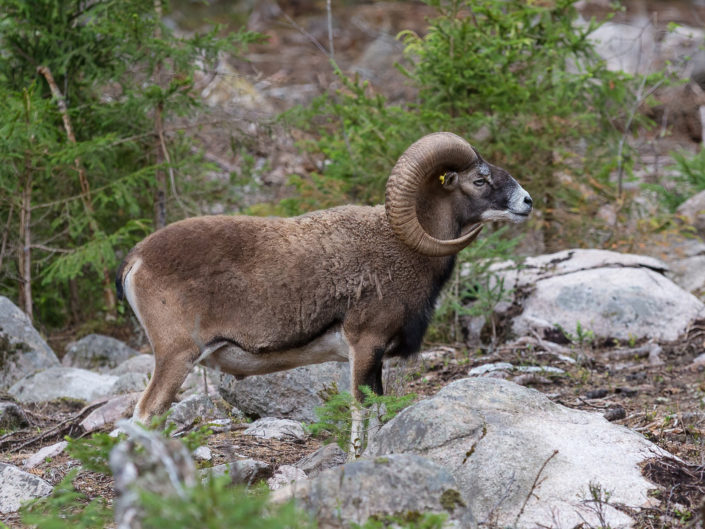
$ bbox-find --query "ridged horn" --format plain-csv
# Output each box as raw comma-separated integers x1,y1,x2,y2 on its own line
385,132,483,257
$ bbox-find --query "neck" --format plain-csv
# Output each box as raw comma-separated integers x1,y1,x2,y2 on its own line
415,191,462,242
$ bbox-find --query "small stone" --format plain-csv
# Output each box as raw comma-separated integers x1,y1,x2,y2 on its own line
267,465,307,490
168,394,223,429
243,417,306,442
192,446,212,461
615,387,638,397
81,393,140,433
604,406,627,422
296,444,346,478
200,459,272,486
692,352,705,367
204,418,232,433
0,463,53,513
468,362,513,376
0,401,29,430
515,365,565,374
585,389,609,399
24,441,68,469
513,374,552,386
655,396,670,405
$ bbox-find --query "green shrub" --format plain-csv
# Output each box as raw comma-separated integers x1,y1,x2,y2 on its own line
139,476,315,529
308,385,416,452
428,226,522,346
649,148,705,212
283,0,665,252
22,428,315,529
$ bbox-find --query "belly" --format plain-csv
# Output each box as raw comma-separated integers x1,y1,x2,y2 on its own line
198,326,350,377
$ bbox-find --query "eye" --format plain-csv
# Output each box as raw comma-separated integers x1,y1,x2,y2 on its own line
473,178,486,187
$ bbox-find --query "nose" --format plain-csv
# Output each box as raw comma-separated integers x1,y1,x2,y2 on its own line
524,195,533,208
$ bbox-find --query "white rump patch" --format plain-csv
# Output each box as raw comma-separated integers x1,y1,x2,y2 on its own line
124,258,147,330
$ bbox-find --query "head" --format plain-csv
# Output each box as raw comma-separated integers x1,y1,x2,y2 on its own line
440,153,532,225
385,132,532,257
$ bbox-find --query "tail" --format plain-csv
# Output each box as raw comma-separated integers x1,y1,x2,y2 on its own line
115,257,129,301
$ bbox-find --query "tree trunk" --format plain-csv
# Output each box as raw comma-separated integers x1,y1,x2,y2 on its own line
18,170,33,321
37,65,116,312
153,101,167,230
153,1,167,230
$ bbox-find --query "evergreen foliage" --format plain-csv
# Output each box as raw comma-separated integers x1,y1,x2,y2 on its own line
21,429,315,529
308,385,416,452
0,0,262,326
284,0,665,251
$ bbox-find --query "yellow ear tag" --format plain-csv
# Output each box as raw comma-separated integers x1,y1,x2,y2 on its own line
439,173,446,185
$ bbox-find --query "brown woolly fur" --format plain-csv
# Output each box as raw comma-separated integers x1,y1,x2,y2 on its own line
116,133,532,438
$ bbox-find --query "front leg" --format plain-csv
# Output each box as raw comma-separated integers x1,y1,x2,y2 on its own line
348,335,385,458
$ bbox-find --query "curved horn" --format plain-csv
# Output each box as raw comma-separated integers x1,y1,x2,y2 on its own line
385,132,483,257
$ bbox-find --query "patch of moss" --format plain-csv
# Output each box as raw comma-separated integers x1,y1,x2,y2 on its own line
439,489,465,514
0,334,31,371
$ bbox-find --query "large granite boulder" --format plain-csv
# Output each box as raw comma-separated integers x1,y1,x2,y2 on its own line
0,296,59,390
273,453,475,528
366,377,669,529
219,361,350,422
9,367,119,404
485,249,704,342
62,334,140,373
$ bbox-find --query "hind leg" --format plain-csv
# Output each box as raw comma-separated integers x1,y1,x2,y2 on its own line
133,343,196,425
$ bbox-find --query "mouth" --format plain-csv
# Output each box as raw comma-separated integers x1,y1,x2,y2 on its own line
508,210,531,223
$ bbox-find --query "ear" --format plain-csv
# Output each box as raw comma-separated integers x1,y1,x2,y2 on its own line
440,171,459,191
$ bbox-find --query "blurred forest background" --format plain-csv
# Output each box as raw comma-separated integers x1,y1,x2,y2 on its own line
1,0,704,349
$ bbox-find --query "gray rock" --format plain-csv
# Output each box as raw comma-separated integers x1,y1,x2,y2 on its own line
219,361,350,422
468,362,513,376
9,367,118,404
243,417,306,442
80,392,141,433
167,394,224,429
669,253,705,294
677,189,705,237
180,366,219,399
586,18,656,75
63,334,139,372
200,459,272,486
366,377,671,529
0,463,53,513
24,441,68,469
192,446,212,461
0,401,29,430
296,444,346,478
267,465,307,490
110,354,154,376
110,421,196,529
0,296,59,391
272,454,475,528
488,249,703,342
111,372,148,395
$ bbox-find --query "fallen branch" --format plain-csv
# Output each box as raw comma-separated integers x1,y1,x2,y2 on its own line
515,449,559,525
8,399,108,453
